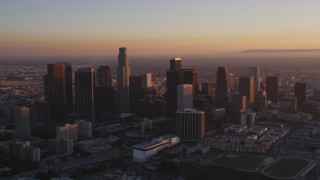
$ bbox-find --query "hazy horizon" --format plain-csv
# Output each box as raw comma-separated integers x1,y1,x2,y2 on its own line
2,0,320,56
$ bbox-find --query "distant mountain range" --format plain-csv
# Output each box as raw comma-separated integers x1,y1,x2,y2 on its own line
240,49,320,53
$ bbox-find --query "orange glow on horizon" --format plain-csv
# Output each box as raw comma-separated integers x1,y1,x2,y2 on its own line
2,34,320,55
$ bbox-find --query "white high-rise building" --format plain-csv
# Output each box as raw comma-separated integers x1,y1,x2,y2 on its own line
177,84,193,111
117,47,131,112
249,66,260,92
14,106,30,140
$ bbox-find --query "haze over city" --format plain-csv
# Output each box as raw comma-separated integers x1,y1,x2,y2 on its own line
2,1,320,180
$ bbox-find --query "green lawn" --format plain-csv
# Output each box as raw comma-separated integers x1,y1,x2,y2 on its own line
263,157,309,178
213,155,263,170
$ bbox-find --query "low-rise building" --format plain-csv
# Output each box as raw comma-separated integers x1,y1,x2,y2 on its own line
133,135,180,162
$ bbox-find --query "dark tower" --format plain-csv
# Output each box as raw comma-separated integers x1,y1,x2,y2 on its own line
129,75,144,113
47,63,73,120
182,69,198,97
75,68,95,122
266,76,278,103
239,76,255,103
97,66,112,87
215,67,229,108
166,58,183,115
170,58,182,71
295,82,306,110
64,63,73,113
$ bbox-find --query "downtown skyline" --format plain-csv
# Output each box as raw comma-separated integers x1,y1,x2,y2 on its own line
2,0,320,56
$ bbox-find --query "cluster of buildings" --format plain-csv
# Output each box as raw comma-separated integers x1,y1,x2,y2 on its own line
205,125,291,153
0,46,318,179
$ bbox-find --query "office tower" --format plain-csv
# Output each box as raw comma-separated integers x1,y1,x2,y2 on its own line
47,63,73,121
96,66,112,87
117,47,130,112
239,76,255,103
129,75,144,113
33,101,50,122
95,86,115,118
170,58,182,71
141,73,152,88
182,69,198,97
176,109,205,142
64,63,73,112
75,67,95,122
215,67,229,108
249,66,260,92
295,82,307,110
43,75,48,100
254,91,266,111
279,97,297,113
56,123,78,141
95,65,114,118
201,82,214,97
228,73,235,91
166,58,183,115
177,84,193,111
230,95,247,114
266,76,279,103
14,107,30,140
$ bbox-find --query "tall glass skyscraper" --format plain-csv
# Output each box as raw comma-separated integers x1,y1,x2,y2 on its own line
75,67,95,122
215,67,229,108
117,47,130,112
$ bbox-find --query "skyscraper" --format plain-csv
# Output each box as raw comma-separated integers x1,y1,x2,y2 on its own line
14,106,30,140
228,73,235,91
47,63,73,122
239,76,255,103
117,47,130,112
182,69,198,97
201,82,214,97
75,68,95,122
295,82,306,110
95,66,114,118
177,84,193,111
166,58,183,115
170,58,182,71
95,86,115,118
230,95,247,114
129,75,144,113
266,76,279,103
215,67,229,108
254,91,266,111
96,66,112,87
141,73,152,88
249,66,260,92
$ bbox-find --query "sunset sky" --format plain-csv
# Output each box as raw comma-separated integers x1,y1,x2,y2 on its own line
1,0,320,55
